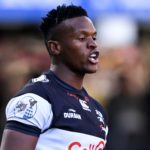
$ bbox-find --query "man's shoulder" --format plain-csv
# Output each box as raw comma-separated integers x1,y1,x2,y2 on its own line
15,73,51,100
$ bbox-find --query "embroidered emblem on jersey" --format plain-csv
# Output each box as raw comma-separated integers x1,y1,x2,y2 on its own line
32,74,49,83
95,110,104,124
79,99,91,112
14,96,37,120
64,109,82,120
95,109,107,134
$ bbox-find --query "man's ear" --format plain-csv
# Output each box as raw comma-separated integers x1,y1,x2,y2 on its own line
47,40,61,55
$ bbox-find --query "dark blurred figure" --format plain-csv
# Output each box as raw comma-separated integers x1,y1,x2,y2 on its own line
106,47,150,150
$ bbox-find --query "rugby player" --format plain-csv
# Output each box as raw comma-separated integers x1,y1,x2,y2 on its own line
0,4,108,150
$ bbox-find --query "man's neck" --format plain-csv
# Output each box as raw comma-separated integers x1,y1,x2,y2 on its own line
50,65,84,90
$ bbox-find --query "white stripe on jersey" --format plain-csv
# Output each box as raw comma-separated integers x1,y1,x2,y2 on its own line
6,93,53,131
36,128,106,150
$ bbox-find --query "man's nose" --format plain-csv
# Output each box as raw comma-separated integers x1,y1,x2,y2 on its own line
87,38,97,50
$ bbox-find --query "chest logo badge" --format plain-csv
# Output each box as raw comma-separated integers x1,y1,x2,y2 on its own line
79,99,91,112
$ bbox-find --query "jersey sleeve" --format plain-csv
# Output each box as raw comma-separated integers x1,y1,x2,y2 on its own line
5,93,53,134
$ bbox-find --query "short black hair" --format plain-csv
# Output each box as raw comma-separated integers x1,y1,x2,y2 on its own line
40,4,88,46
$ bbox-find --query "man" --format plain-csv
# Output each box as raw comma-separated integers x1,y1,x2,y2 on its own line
0,4,108,150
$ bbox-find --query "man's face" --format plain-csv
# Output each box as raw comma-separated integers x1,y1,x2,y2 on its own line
57,16,99,75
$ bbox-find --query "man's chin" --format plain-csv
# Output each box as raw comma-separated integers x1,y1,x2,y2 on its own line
86,69,97,74
75,67,98,75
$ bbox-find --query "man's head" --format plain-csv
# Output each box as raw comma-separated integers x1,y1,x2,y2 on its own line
40,4,88,51
40,4,99,75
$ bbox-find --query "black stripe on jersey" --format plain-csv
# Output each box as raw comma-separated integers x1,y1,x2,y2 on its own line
5,121,41,137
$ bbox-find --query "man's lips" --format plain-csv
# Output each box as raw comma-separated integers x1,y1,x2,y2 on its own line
88,51,99,64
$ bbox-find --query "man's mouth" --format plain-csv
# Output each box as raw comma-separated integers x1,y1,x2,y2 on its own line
88,51,99,64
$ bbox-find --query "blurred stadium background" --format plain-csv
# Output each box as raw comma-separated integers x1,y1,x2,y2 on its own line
0,0,150,149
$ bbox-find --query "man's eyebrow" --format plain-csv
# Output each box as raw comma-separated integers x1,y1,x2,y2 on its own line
75,30,97,35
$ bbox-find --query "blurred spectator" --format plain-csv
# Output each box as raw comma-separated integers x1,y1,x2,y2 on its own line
105,46,150,150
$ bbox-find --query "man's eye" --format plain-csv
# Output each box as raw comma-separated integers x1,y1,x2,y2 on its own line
79,37,86,41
